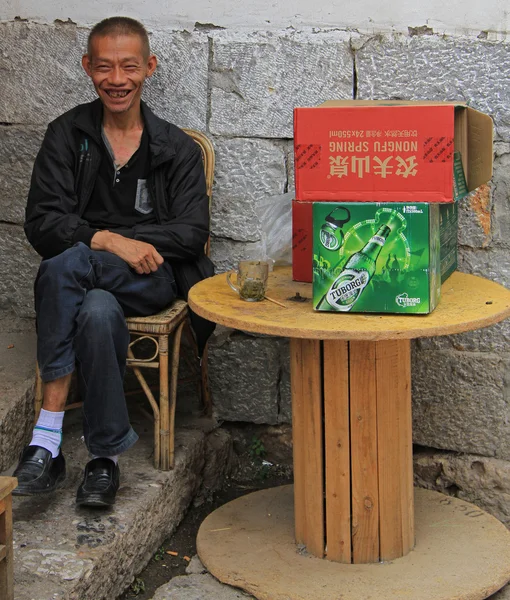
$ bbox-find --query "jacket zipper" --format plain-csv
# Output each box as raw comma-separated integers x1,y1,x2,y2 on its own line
78,144,102,217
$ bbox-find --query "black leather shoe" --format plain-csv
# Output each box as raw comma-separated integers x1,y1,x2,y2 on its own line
76,458,120,507
12,445,66,496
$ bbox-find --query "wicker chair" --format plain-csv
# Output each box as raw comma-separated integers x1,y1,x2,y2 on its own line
34,128,214,470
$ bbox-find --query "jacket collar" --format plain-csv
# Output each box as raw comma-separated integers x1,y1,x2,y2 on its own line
73,98,176,168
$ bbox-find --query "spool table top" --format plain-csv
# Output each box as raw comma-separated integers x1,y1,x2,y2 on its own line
188,267,510,341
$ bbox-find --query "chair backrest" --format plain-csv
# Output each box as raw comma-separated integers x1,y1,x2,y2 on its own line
183,129,215,257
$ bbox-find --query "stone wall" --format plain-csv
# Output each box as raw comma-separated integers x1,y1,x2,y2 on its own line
1,21,509,474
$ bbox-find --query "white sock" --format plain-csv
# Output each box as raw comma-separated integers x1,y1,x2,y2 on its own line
92,455,119,465
30,409,65,458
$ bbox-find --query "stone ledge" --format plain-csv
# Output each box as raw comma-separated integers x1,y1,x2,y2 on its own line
0,323,37,471
414,448,510,529
3,408,232,600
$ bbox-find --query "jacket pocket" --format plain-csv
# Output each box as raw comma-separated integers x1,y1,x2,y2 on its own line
134,179,153,215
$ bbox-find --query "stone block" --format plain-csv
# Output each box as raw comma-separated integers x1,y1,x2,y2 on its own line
195,428,233,502
210,31,354,138
458,245,510,288
151,573,254,599
356,34,510,141
0,22,208,130
0,225,40,317
185,555,207,575
285,140,295,193
209,238,266,273
211,138,287,242
413,450,510,528
0,328,36,471
416,320,510,354
143,30,209,130
491,149,510,246
0,21,94,125
277,339,292,423
495,142,510,157
208,330,285,425
411,348,510,459
0,125,46,225
457,185,492,249
258,424,293,465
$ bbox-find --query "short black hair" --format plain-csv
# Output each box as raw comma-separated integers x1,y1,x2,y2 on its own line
87,17,150,59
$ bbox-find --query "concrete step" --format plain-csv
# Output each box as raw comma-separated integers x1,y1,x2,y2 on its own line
0,320,230,600
0,316,233,600
0,317,37,471
4,409,232,600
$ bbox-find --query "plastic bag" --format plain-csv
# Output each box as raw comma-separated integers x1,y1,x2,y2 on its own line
258,192,293,267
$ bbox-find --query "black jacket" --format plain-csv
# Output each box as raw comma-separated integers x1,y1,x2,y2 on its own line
25,99,215,354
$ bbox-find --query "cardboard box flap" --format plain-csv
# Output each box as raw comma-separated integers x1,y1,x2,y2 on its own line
320,100,467,108
466,108,493,192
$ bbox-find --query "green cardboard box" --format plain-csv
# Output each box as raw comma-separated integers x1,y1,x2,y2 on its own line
312,202,456,314
439,200,458,283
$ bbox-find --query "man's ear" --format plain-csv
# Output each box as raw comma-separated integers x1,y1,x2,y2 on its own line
146,54,157,77
82,54,92,77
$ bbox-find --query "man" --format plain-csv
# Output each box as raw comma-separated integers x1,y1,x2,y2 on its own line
13,17,214,507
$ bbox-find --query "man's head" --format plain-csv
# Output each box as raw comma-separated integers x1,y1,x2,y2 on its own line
82,17,157,117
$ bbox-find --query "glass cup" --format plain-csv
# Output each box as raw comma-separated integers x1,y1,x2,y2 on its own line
227,261,269,302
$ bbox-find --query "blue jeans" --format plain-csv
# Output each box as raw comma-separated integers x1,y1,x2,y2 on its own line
35,243,177,456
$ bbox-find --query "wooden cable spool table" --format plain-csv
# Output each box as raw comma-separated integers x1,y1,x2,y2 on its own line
189,267,510,600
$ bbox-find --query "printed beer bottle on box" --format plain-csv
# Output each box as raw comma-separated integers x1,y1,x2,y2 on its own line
312,202,444,314
316,225,391,311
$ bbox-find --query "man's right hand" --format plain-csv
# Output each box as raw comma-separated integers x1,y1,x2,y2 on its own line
91,231,164,275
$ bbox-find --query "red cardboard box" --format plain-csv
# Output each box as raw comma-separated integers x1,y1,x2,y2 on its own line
292,200,313,282
294,101,493,203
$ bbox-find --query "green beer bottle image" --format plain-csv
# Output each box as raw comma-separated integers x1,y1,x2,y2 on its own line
316,224,391,311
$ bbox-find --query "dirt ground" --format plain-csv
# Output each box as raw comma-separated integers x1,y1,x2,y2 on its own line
118,452,292,600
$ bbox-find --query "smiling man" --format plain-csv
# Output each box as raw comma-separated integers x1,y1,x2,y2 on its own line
14,17,214,507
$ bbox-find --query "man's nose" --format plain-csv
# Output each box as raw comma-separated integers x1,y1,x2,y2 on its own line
109,66,126,85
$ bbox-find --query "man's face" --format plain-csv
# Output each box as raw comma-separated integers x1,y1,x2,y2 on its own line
82,34,157,116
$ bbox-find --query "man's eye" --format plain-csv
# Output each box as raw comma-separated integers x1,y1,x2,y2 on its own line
95,65,110,72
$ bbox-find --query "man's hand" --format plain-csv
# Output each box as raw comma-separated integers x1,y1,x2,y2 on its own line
91,231,164,274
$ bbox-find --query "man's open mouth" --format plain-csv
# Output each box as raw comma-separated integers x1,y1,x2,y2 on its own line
105,90,132,98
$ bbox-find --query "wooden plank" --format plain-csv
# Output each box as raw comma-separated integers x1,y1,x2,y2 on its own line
0,478,17,500
323,340,351,563
290,338,306,546
375,340,414,560
349,341,379,563
376,339,402,560
375,340,401,560
290,338,325,558
398,341,415,554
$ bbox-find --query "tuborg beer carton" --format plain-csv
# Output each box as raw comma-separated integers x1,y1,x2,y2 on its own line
312,202,457,314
